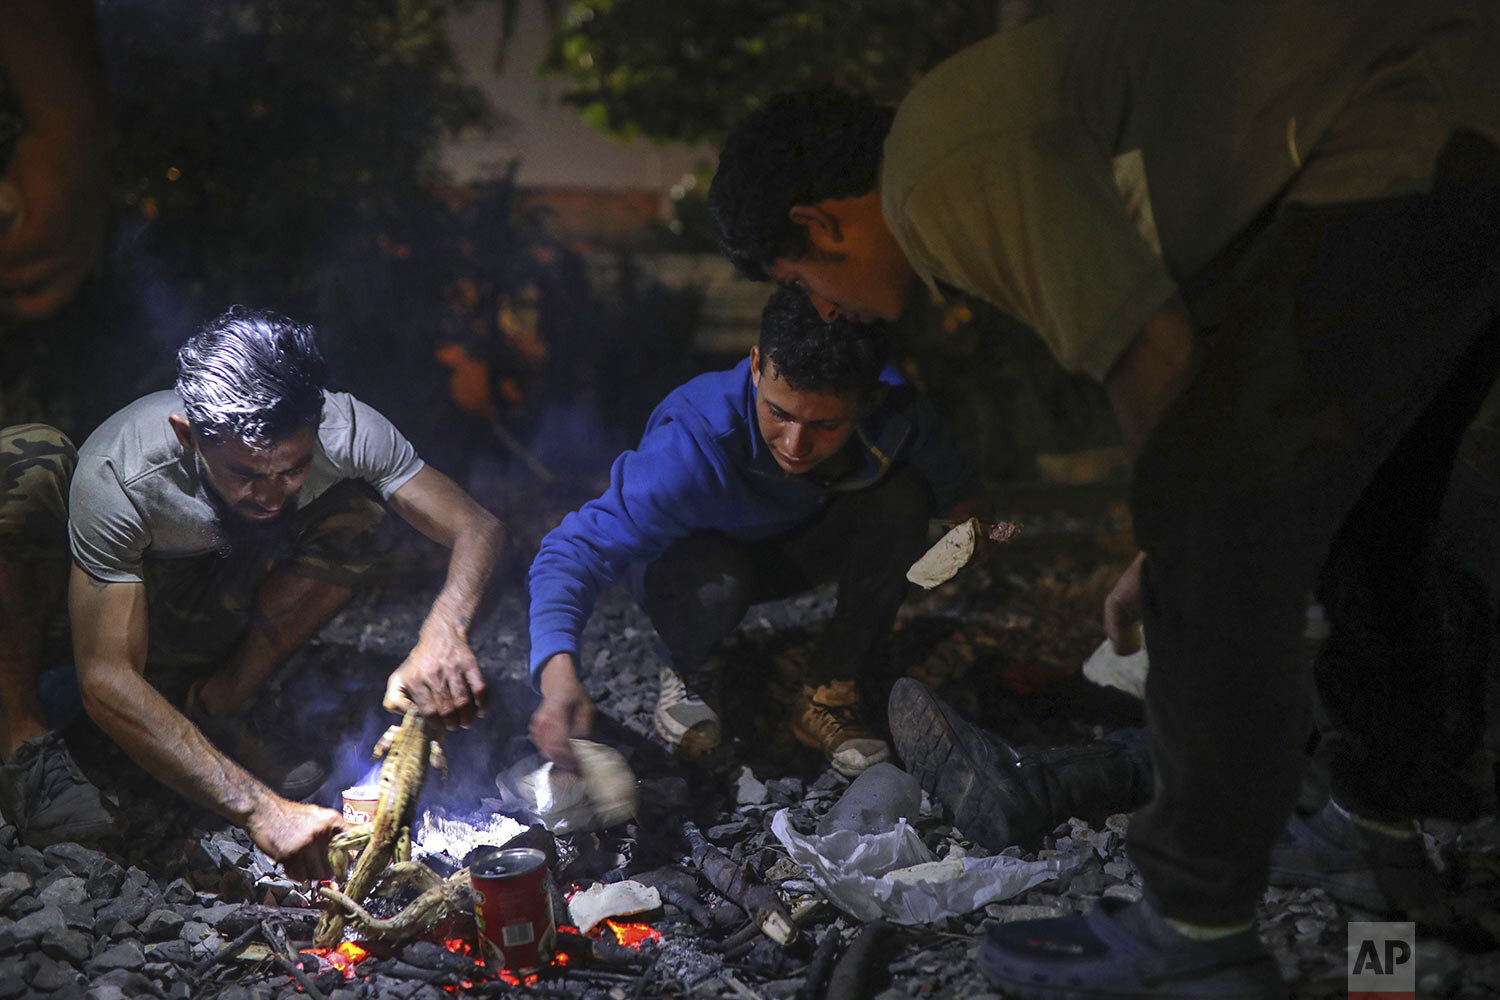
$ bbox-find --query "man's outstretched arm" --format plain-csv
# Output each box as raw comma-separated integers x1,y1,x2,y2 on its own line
68,566,344,880
384,465,504,730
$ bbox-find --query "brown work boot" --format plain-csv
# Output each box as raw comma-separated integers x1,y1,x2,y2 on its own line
790,680,890,777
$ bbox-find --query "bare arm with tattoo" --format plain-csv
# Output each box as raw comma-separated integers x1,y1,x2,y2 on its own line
68,566,344,880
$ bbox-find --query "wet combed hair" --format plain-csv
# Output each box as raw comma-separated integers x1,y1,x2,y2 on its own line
758,287,887,400
709,91,894,281
175,307,329,447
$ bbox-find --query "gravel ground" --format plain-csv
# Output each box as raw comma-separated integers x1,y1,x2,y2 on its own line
4,479,1498,999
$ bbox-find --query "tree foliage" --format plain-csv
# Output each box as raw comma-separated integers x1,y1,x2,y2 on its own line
103,0,495,309
539,0,997,144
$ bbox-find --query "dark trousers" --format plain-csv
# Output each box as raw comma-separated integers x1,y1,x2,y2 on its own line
1127,133,1500,925
629,464,933,692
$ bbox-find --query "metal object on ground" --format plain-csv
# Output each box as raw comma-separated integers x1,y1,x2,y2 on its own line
472,846,557,973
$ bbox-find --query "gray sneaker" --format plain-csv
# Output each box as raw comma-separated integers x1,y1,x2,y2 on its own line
652,664,722,761
0,732,121,847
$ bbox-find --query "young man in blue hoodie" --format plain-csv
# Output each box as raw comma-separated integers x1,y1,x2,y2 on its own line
527,288,980,776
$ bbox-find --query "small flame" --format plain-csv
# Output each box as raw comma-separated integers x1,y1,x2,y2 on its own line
603,918,662,950
307,940,369,979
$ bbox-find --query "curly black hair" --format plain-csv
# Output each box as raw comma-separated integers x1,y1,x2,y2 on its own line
176,306,328,447
710,91,894,281
758,287,888,400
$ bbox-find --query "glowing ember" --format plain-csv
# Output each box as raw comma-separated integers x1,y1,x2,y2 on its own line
602,918,662,949
308,941,369,979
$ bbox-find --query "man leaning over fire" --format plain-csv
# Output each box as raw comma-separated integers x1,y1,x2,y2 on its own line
710,1,1500,995
0,307,503,880
528,287,989,778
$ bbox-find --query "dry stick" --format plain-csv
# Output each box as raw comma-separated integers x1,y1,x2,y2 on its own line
824,920,889,1000
630,951,663,1000
722,972,769,1000
793,926,842,1000
190,921,264,977
682,820,797,946
656,882,713,928
270,953,328,1000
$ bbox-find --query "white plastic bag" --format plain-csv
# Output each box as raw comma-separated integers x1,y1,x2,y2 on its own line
770,809,1067,925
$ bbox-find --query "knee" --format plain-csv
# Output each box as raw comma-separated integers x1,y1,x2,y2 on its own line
642,534,755,630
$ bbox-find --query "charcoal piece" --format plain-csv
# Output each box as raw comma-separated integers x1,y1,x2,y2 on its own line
162,878,195,905
138,907,184,941
95,885,153,927
398,939,481,975
765,777,805,805
84,862,125,900
9,895,41,919
745,935,794,976
27,955,82,991
11,903,65,943
194,902,241,930
825,920,890,1000
40,843,110,877
706,818,755,842
735,768,769,807
38,925,91,965
0,872,32,911
179,919,213,945
59,902,96,929
88,938,146,971
12,846,47,879
145,938,191,964
38,876,89,908
0,977,28,1000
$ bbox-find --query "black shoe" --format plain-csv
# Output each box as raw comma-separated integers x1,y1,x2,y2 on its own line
187,686,328,801
1268,799,1446,915
888,677,1150,850
0,732,121,847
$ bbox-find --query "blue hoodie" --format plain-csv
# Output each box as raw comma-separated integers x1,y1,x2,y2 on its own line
527,358,976,679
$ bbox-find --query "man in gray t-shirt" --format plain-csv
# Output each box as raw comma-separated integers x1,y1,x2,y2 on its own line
0,308,503,879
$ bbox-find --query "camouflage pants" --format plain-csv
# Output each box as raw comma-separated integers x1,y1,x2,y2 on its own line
0,423,388,697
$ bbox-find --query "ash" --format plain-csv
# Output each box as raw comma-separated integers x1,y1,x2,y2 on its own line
4,480,1499,999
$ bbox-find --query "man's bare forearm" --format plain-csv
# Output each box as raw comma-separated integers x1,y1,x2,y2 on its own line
79,663,271,826
420,508,502,640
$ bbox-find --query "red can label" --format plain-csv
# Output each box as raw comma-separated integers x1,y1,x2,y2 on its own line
472,847,555,972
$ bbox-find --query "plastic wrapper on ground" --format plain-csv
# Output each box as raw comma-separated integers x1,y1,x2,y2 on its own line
770,808,1068,925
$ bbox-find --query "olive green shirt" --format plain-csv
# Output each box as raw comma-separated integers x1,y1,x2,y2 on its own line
881,0,1500,381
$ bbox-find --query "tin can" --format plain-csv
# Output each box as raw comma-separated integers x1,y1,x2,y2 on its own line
471,847,556,972
341,785,380,825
